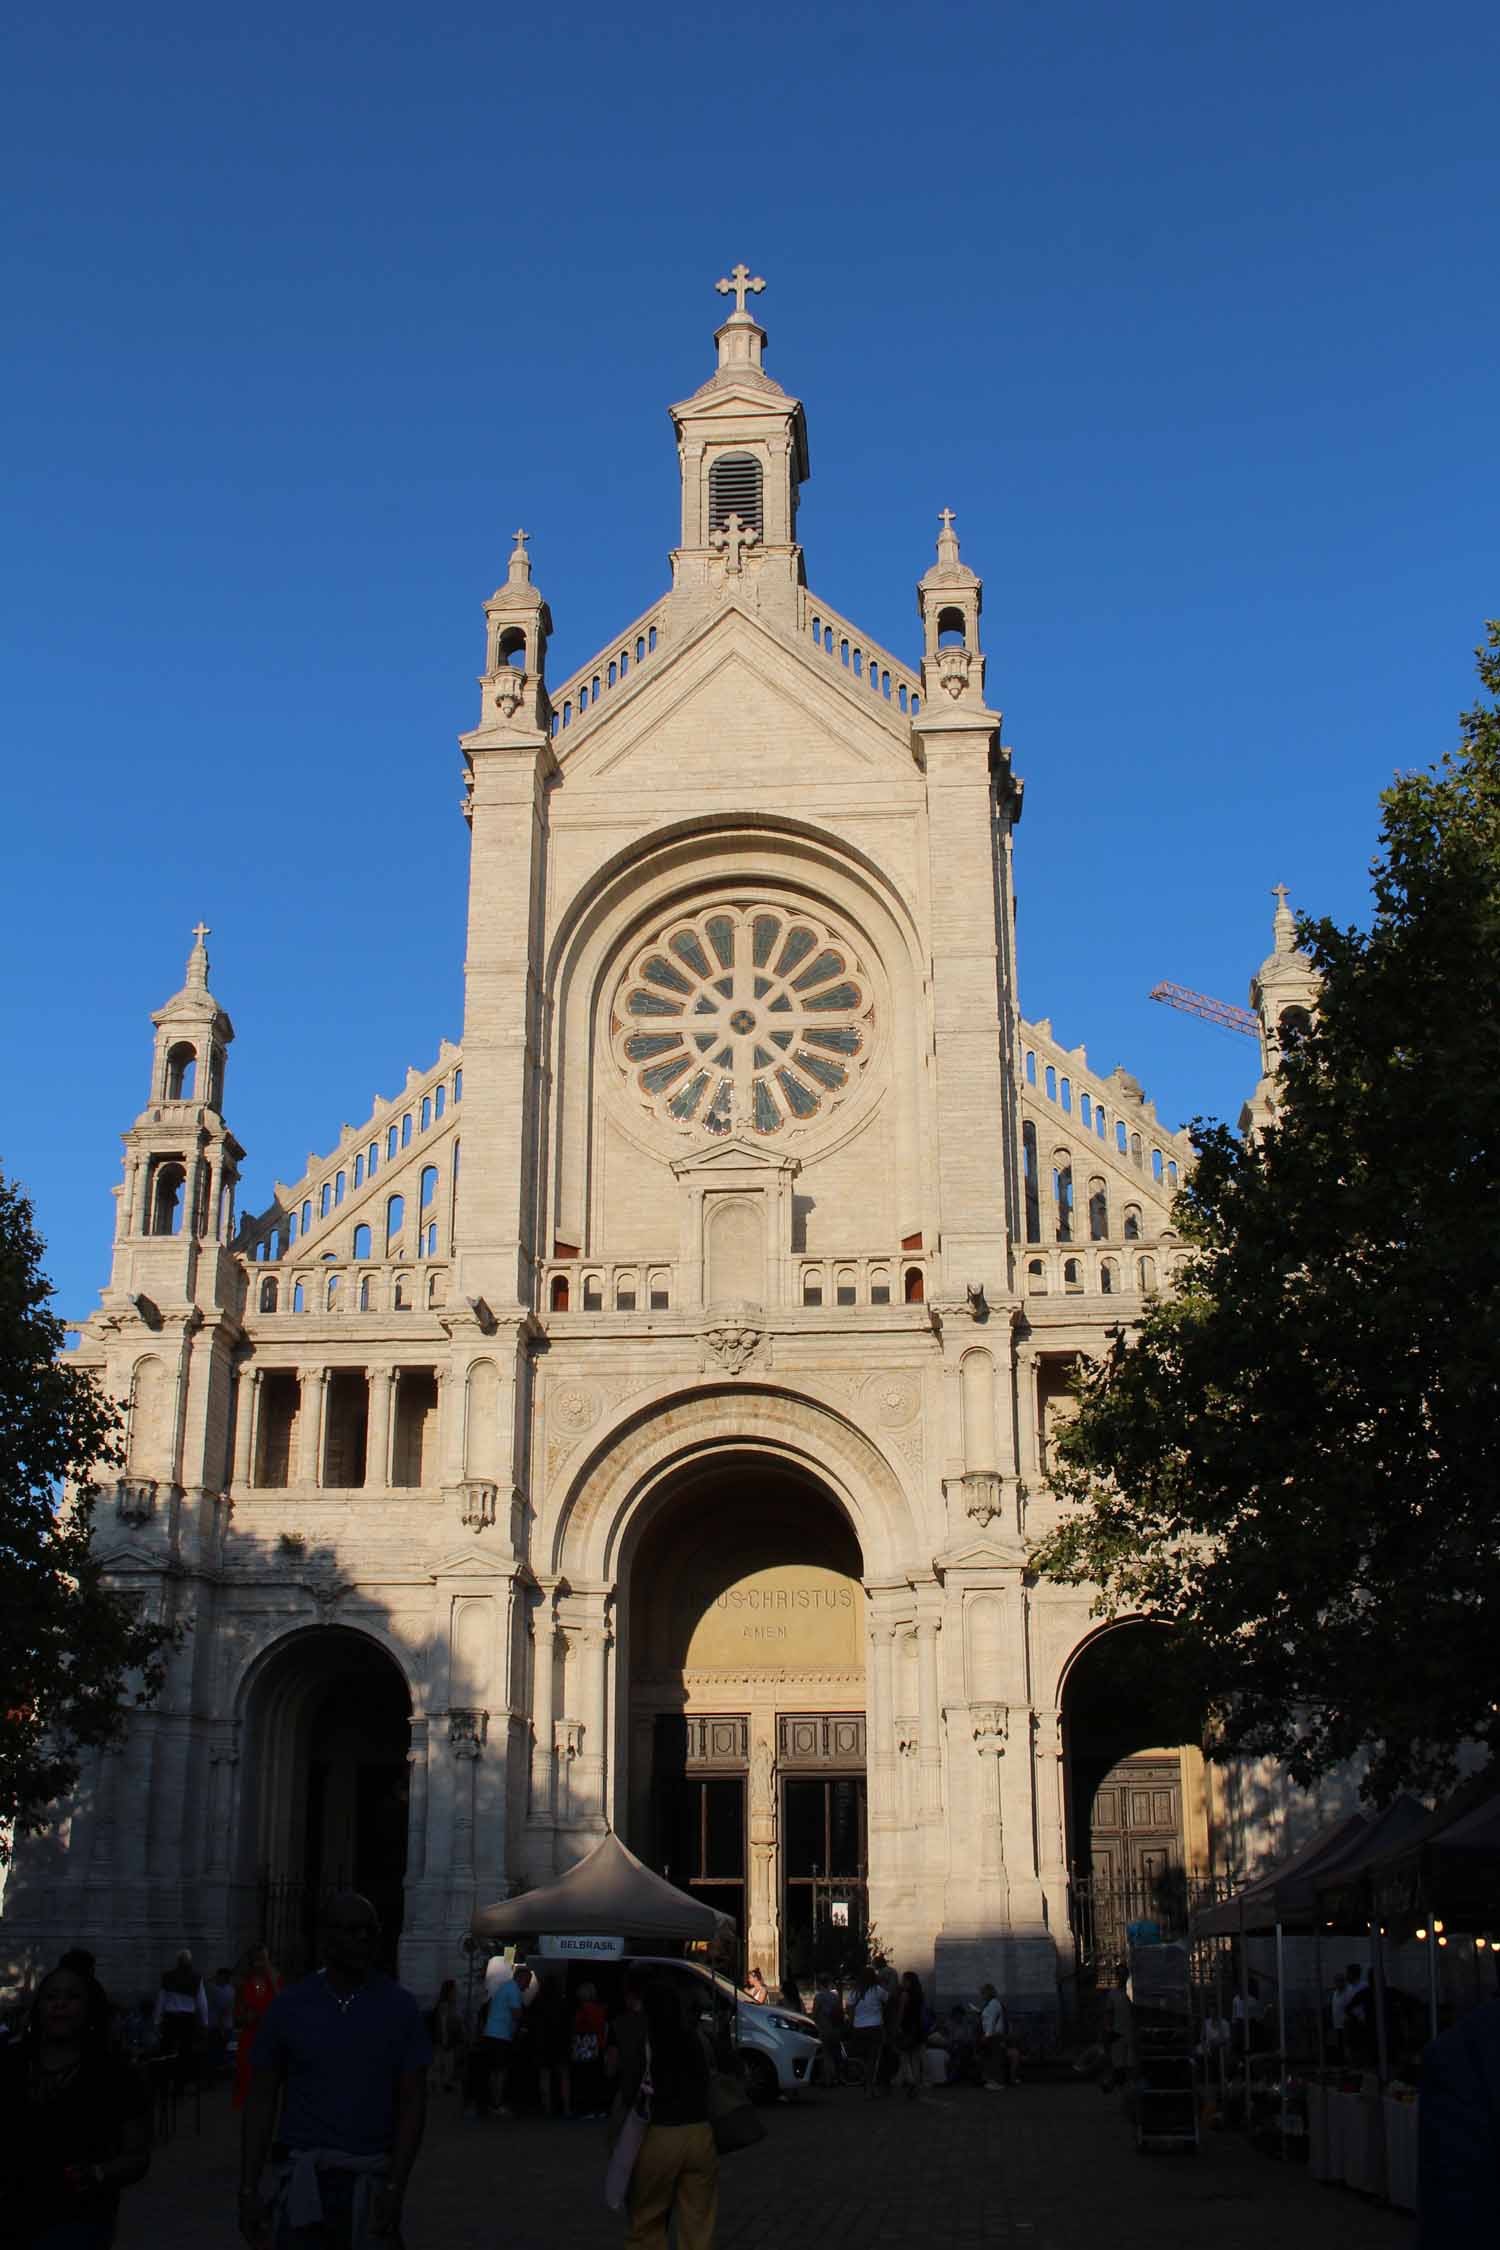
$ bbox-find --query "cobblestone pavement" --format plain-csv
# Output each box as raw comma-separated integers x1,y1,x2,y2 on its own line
118,2078,1415,2250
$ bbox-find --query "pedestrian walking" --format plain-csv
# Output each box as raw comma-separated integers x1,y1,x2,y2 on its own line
573,1980,610,2118
429,1979,466,2095
233,1947,283,2112
0,1961,152,2247
462,1960,531,2118
237,1891,429,2248
848,1969,886,2096
154,1948,208,2090
608,1978,718,2250
889,1972,926,2100
978,1984,1019,2089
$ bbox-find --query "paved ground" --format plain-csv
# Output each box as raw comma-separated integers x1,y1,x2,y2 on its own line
118,2076,1415,2250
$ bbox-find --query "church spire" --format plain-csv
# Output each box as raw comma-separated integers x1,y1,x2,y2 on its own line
713,262,768,373
917,509,986,708
472,526,552,736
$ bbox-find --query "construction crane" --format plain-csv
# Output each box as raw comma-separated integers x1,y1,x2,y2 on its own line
1149,982,1259,1039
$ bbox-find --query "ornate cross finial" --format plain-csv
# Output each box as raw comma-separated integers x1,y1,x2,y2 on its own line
710,512,759,575
191,921,211,947
716,263,765,317
512,528,528,552
1272,882,1289,910
938,507,956,533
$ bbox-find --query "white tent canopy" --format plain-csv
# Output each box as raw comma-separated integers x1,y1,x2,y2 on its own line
470,1830,734,1946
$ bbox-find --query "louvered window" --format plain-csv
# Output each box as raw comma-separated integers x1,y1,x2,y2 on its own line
709,452,763,536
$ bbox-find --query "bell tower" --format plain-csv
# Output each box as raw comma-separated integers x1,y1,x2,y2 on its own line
667,265,810,630
1242,885,1320,1135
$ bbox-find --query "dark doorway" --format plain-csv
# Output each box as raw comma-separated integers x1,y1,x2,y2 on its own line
781,1774,867,1986
245,1629,411,1976
651,1715,746,1941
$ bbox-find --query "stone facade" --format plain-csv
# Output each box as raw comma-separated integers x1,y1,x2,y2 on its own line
2,276,1307,2013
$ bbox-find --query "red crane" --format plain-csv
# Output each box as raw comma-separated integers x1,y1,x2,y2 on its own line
1148,982,1258,1039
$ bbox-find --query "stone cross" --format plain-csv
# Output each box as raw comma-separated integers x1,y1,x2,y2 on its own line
716,264,765,317
710,512,759,575
512,528,528,551
938,508,956,533
192,921,211,946
1272,882,1289,910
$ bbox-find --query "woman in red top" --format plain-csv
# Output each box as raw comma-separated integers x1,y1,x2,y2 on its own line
230,1945,281,2112
572,1980,609,2119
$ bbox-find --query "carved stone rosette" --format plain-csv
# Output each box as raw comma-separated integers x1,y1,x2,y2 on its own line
703,1317,765,1376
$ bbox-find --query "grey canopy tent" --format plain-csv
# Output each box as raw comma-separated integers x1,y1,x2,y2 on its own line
470,1830,735,1946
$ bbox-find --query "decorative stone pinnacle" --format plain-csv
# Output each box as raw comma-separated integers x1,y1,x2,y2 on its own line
187,923,211,987
1272,882,1296,953
507,527,532,584
716,263,765,318
709,511,759,575
936,507,960,564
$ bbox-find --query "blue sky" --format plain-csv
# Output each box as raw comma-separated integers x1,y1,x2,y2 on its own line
3,0,1496,1317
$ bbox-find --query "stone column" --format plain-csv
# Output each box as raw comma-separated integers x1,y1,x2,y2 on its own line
528,1594,557,1823
1014,1347,1039,1483
232,1368,259,1490
448,1722,481,1883
405,1718,430,1883
577,1624,610,1828
915,1617,944,1820
366,1368,394,1490
206,1149,225,1241
1033,1707,1069,1934
747,1726,778,1978
297,1369,327,1488
866,1616,896,1832
972,1705,1010,1920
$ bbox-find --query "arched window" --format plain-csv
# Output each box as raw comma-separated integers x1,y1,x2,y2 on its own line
648,1269,670,1311
903,1265,925,1305
354,1154,364,1188
335,1170,346,1204
1045,1064,1057,1101
421,1096,431,1131
292,1281,305,1313
434,1085,445,1120
1060,1076,1072,1113
496,625,526,669
1022,1120,1040,1242
1053,1160,1073,1243
394,1273,412,1309
367,1141,379,1177
1063,1257,1082,1291
317,1183,329,1219
708,451,763,535
358,1274,371,1311
148,1159,186,1237
387,1125,398,1161
1115,1120,1128,1155
401,1114,412,1148
1151,1148,1164,1183
835,1267,857,1306
385,1194,405,1252
583,1273,603,1311
423,1222,437,1257
615,1272,637,1310
165,1042,196,1101
453,1069,462,1102
259,1276,278,1312
1167,1159,1179,1187
288,1211,298,1245
353,1223,371,1260
1123,1205,1142,1242
1026,1258,1047,1294
1025,1051,1037,1084
869,1266,891,1305
1137,1255,1157,1292
1088,1178,1108,1240
1100,1257,1117,1295
935,606,966,649
802,1269,824,1307
1080,1092,1092,1130
1281,1006,1312,1044
420,1164,438,1211
326,1273,339,1310
1096,1106,1107,1141
301,1199,312,1233
1131,1131,1143,1168
550,1274,570,1312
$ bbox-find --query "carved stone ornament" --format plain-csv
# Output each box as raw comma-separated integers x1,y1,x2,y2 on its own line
449,1707,488,1747
961,1472,1002,1527
937,645,971,701
492,668,526,718
114,1478,158,1526
554,1719,583,1759
306,1578,350,1619
971,1702,1007,1754
704,1318,764,1376
460,1480,498,1532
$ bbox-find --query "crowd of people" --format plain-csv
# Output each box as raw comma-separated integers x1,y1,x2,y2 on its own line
0,1918,1025,2248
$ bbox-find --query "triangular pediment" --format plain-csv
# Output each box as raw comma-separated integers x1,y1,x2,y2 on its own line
671,1136,799,1178
431,1548,524,1581
555,604,916,793
934,1533,1031,1576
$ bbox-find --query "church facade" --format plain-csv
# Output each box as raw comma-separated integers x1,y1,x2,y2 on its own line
3,275,1314,2012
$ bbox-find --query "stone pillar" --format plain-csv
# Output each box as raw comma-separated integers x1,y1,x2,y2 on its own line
866,1617,896,1833
366,1368,394,1490
448,1721,482,1883
297,1369,326,1488
577,1625,610,1828
747,1725,778,1978
528,1594,557,1824
206,1149,225,1241
1033,1707,1069,1934
232,1368,259,1490
915,1617,944,1820
1014,1347,1038,1483
972,1704,1010,1919
405,1718,430,1884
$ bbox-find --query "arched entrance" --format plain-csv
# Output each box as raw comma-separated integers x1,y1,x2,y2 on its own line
620,1452,867,1989
1061,1622,1208,1972
238,1628,412,1975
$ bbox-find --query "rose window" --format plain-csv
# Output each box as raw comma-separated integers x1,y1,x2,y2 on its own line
613,904,872,1136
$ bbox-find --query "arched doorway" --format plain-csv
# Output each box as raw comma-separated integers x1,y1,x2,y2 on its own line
621,1452,867,1989
1061,1622,1207,1973
239,1628,412,1975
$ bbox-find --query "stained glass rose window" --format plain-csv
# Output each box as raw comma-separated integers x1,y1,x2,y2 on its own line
612,904,873,1136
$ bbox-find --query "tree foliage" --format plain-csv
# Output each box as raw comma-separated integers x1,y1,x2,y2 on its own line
1032,626,1500,1803
0,1169,172,1852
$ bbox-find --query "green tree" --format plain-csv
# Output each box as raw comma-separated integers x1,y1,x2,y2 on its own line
1032,626,1500,1803
0,1168,172,1853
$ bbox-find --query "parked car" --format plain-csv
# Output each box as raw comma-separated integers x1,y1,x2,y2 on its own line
521,1949,822,2101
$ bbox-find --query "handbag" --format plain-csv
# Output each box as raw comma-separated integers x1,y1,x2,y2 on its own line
604,2048,653,2211
707,2066,767,2154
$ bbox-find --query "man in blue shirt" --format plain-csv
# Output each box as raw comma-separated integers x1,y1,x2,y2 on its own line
462,1961,533,2119
238,1893,430,2247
